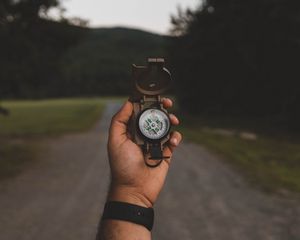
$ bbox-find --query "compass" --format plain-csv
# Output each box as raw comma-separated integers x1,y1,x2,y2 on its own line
138,109,170,141
129,58,172,167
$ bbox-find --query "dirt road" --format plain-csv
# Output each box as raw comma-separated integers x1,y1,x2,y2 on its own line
0,102,299,240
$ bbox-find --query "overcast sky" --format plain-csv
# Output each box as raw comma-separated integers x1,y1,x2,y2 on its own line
54,0,200,34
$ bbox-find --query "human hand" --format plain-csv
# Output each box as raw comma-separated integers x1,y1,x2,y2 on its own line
107,98,182,208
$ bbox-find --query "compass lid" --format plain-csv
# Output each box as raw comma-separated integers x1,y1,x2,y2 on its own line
132,58,172,96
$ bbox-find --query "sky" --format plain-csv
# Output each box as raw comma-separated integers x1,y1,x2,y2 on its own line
53,0,201,34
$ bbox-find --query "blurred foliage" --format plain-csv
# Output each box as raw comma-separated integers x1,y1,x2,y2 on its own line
1,0,299,132
0,20,88,98
169,0,300,131
0,0,88,98
0,0,60,23
0,0,167,99
60,27,168,96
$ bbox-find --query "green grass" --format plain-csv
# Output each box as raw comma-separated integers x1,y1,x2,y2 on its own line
180,118,300,193
0,98,106,179
0,98,106,136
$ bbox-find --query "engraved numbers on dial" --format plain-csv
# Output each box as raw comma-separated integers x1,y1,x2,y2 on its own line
138,109,170,140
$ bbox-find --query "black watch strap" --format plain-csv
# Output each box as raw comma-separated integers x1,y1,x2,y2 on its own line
102,201,154,231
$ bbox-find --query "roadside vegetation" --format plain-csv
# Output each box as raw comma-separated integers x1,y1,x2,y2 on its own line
179,116,300,193
0,98,105,179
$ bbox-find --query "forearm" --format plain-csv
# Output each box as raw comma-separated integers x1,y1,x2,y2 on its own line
97,219,151,240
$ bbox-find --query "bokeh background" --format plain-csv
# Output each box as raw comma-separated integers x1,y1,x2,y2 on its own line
0,0,299,240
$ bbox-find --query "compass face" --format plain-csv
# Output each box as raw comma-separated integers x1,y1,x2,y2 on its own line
138,109,170,140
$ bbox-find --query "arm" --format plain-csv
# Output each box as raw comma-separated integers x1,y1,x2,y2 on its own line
97,98,182,240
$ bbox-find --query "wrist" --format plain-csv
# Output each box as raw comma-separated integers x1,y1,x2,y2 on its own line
108,185,153,208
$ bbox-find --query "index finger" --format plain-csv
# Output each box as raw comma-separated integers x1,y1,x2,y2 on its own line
109,101,133,144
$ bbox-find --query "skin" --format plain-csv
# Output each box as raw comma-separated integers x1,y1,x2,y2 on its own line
98,98,182,240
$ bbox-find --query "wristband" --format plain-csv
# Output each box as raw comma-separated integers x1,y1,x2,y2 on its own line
102,201,154,231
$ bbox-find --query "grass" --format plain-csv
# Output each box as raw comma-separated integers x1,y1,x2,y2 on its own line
179,116,300,193
0,98,106,179
0,98,106,136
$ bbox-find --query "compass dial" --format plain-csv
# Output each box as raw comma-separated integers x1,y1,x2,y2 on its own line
138,109,170,140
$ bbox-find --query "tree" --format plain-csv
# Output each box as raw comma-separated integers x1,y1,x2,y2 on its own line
0,0,60,24
169,0,300,129
0,0,87,98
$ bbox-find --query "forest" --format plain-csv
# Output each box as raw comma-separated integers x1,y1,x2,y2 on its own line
0,0,167,98
169,0,300,130
1,0,299,130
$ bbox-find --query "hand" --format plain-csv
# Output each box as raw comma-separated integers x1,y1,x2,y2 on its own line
107,98,182,208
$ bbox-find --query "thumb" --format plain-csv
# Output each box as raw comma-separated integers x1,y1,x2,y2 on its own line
109,101,133,144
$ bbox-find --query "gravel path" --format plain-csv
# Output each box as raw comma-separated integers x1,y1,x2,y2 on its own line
0,102,299,240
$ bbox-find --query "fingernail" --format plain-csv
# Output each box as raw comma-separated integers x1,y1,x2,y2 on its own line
172,138,178,146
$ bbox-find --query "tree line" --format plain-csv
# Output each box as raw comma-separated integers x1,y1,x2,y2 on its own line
1,0,299,130
0,0,88,98
169,0,300,130
0,1,166,99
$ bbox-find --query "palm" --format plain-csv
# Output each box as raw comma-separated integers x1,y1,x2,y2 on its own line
110,138,169,204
